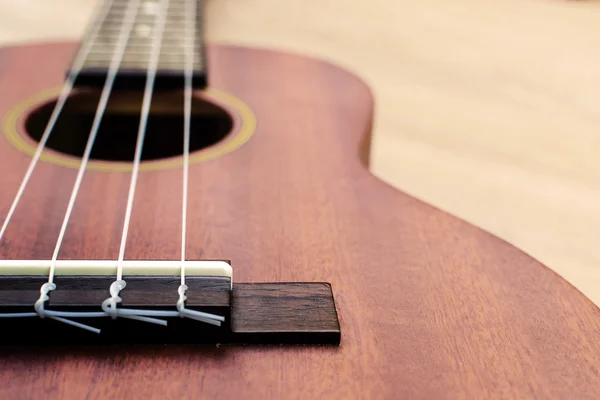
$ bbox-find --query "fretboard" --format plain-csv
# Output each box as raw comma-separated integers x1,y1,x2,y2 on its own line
68,0,207,90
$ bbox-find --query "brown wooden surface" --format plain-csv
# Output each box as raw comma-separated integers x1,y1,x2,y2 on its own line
0,43,599,398
231,283,340,344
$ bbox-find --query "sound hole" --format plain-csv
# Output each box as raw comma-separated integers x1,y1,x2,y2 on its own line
24,90,234,162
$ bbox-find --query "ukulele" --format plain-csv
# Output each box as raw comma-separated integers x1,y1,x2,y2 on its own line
0,0,599,398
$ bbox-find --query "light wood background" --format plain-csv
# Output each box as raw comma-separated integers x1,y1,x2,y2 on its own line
1,0,599,305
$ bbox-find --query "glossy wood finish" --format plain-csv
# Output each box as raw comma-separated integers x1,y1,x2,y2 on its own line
0,43,599,398
230,283,340,345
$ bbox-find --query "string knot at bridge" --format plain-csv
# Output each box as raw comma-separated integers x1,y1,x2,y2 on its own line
176,284,225,326
101,280,126,320
34,282,56,319
176,284,188,318
33,282,103,334
101,279,168,326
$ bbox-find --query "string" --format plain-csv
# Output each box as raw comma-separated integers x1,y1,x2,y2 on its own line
0,0,115,242
47,0,143,282
176,0,194,318
180,0,194,309
0,0,119,332
31,0,146,333
101,0,174,326
100,0,222,327
174,0,225,326
0,0,224,330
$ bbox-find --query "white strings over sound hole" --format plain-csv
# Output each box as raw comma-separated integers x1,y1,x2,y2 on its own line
24,92,233,162
0,0,231,333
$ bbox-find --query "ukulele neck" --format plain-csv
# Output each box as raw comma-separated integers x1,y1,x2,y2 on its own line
67,0,207,90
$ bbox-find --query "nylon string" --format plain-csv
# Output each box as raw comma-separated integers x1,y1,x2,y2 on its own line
115,2,170,281
99,0,173,327
0,0,224,331
181,0,195,289
174,0,224,325
100,0,224,327
0,0,115,241
32,0,145,333
97,0,212,327
176,0,195,316
48,0,144,283
0,0,141,332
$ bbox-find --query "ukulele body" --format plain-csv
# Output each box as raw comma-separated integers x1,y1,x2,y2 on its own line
0,42,599,399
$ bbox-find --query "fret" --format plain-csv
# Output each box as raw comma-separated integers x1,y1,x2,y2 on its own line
69,0,207,90
84,44,195,56
97,22,191,29
83,55,200,66
106,6,190,16
107,2,192,10
96,26,201,35
96,29,201,39
100,19,157,31
82,62,198,72
106,0,193,7
85,48,204,60
83,51,203,66
90,33,196,45
83,53,194,62
100,10,192,25
83,54,203,63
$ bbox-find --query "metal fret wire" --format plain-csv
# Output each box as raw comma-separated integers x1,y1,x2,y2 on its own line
0,0,115,241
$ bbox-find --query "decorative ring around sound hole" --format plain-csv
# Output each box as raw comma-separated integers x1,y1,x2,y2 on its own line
2,87,256,172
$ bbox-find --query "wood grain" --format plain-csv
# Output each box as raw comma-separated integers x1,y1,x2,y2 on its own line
0,42,598,399
231,283,341,344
